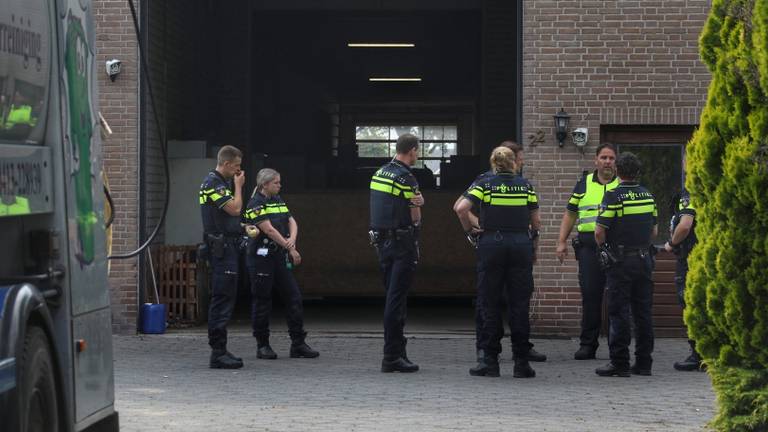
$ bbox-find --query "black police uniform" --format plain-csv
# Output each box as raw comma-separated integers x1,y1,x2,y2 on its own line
463,170,541,361
243,192,311,353
199,170,242,360
595,182,657,374
369,159,420,367
670,190,702,370
671,190,697,307
465,171,538,366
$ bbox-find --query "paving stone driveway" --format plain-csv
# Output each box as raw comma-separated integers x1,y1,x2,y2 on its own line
114,333,715,431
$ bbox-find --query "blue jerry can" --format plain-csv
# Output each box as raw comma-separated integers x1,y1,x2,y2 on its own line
140,303,167,334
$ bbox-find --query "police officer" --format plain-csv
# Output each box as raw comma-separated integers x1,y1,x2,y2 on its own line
242,168,319,360
453,141,546,364
594,152,658,377
455,146,540,378
369,133,424,373
556,144,619,360
665,188,703,371
199,145,245,369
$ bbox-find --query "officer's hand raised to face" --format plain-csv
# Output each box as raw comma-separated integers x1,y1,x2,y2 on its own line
234,170,245,188
411,192,424,207
556,241,567,264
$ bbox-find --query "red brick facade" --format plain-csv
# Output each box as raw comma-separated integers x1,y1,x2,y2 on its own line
522,1,711,335
93,0,141,333
93,1,712,334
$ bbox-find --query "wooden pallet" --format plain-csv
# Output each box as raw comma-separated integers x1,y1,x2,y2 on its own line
152,245,201,323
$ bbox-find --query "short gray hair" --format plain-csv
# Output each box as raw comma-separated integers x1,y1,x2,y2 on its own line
253,168,280,196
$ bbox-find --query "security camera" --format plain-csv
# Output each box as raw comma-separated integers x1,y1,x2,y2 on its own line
572,128,588,149
105,59,121,82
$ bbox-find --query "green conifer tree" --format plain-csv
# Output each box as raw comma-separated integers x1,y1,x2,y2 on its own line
686,0,768,429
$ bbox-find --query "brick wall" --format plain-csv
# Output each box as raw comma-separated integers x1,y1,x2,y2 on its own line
94,0,252,333
93,0,140,334
522,0,712,335
94,0,715,334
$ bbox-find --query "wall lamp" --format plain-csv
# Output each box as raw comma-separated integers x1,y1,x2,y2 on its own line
553,108,571,147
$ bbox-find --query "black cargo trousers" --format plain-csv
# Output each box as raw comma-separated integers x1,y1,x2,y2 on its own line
606,252,655,368
374,230,418,360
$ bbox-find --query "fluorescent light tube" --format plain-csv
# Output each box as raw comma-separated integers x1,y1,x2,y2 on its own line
368,77,422,82
348,43,415,48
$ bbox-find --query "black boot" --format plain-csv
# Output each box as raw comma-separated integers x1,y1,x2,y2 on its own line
225,351,242,362
381,356,419,373
256,335,277,359
515,347,547,362
526,348,547,362
674,340,703,371
257,345,278,360
631,357,653,376
476,348,485,363
290,341,320,358
210,349,243,369
469,354,500,377
513,359,536,378
574,345,597,360
595,362,630,377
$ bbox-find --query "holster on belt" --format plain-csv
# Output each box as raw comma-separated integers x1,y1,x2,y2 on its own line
368,227,416,246
571,237,582,260
205,233,225,259
598,243,622,270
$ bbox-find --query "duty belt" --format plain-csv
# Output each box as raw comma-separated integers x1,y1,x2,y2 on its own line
481,229,528,235
620,247,648,257
372,227,414,239
204,233,241,242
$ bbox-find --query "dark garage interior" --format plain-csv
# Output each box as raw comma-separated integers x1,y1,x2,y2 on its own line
141,0,521,314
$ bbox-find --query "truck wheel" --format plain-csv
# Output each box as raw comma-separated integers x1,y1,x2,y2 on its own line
20,326,59,432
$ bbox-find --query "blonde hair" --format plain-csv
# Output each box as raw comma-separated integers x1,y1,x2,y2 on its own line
253,168,280,197
489,146,516,173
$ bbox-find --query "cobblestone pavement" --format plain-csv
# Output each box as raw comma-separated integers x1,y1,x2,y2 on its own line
114,332,715,431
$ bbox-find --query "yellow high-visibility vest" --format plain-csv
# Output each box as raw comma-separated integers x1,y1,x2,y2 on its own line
577,173,619,232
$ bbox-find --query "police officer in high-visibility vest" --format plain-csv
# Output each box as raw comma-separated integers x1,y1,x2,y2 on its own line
453,141,546,364
242,168,319,360
595,152,658,377
199,145,245,369
369,133,425,373
556,144,619,360
665,188,703,371
455,146,540,378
